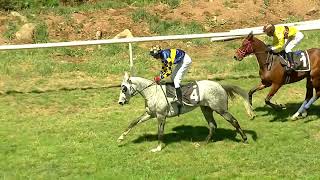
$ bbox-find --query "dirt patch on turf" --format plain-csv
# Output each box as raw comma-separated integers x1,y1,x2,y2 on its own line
42,7,152,42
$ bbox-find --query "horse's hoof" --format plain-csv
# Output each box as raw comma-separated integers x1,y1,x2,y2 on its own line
150,145,162,152
250,113,256,120
193,142,201,148
302,110,308,118
117,135,124,143
291,112,300,120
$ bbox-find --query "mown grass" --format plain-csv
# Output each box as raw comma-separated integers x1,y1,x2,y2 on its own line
0,31,319,179
1,78,320,179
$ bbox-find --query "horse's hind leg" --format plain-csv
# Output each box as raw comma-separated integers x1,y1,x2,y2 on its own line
301,87,320,116
217,110,248,143
292,77,313,119
200,106,217,143
117,112,152,142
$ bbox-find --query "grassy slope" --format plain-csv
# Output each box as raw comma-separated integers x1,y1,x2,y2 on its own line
0,2,320,178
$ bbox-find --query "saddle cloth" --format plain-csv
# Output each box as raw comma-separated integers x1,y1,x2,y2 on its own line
165,82,200,106
269,50,311,71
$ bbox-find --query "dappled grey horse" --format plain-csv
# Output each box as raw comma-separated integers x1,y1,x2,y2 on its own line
118,72,254,152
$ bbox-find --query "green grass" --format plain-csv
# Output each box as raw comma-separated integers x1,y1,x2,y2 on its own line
0,31,320,179
282,15,304,23
0,78,319,179
131,8,204,35
3,21,19,40
223,0,238,8
34,21,49,43
2,0,181,15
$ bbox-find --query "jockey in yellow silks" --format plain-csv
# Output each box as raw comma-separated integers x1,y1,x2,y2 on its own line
263,24,304,69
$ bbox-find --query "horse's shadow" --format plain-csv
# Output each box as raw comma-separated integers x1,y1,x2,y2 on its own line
132,125,258,145
254,102,320,123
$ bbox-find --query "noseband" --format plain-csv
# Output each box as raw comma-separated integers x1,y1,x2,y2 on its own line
237,39,254,58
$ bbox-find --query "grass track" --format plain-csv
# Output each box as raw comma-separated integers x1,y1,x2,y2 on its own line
0,78,320,179
0,31,320,179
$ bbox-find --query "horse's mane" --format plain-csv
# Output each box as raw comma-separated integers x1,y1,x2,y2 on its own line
252,37,267,48
131,76,153,84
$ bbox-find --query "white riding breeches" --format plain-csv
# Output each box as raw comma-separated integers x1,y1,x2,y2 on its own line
285,31,304,53
171,54,192,88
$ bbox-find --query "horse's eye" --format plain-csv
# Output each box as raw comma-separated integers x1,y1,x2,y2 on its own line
122,86,127,93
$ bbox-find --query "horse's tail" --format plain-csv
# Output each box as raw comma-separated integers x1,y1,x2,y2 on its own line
221,84,255,119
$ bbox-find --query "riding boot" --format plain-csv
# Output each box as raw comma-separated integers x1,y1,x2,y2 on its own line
287,52,295,71
175,87,183,116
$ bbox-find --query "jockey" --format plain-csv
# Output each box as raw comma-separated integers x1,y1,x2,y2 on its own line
150,45,192,108
263,24,304,69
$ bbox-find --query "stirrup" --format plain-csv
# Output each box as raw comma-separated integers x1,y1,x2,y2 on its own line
285,66,294,74
289,63,295,70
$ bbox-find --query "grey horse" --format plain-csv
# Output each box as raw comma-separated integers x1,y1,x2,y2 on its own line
118,72,254,152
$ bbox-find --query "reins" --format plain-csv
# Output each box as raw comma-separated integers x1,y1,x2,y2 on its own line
159,84,171,115
130,81,155,97
130,80,171,116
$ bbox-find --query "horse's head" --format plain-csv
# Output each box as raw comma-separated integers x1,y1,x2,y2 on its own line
118,72,136,105
234,32,255,61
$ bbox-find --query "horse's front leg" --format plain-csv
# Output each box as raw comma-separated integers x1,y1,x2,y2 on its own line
265,83,285,110
249,83,267,105
117,112,151,142
150,115,166,152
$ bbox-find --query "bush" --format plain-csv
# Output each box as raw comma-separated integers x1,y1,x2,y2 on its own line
0,0,88,11
0,0,28,11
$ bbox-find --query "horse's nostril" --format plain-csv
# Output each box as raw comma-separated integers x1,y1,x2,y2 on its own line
234,56,237,59
119,102,123,105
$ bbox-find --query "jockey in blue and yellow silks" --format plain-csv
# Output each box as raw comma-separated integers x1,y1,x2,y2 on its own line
263,24,304,70
150,45,192,109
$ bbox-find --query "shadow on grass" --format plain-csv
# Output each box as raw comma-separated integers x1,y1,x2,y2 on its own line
132,125,257,145
1,84,120,95
253,102,320,122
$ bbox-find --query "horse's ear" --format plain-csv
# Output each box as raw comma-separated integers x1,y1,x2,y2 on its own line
124,71,129,81
247,31,254,41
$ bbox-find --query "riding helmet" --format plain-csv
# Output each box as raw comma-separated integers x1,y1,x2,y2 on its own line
263,24,275,36
149,45,161,57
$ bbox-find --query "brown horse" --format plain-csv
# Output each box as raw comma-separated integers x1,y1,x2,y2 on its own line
234,32,320,120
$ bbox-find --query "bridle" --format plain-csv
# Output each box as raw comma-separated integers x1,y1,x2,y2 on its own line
122,80,155,98
122,79,171,115
236,39,254,58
